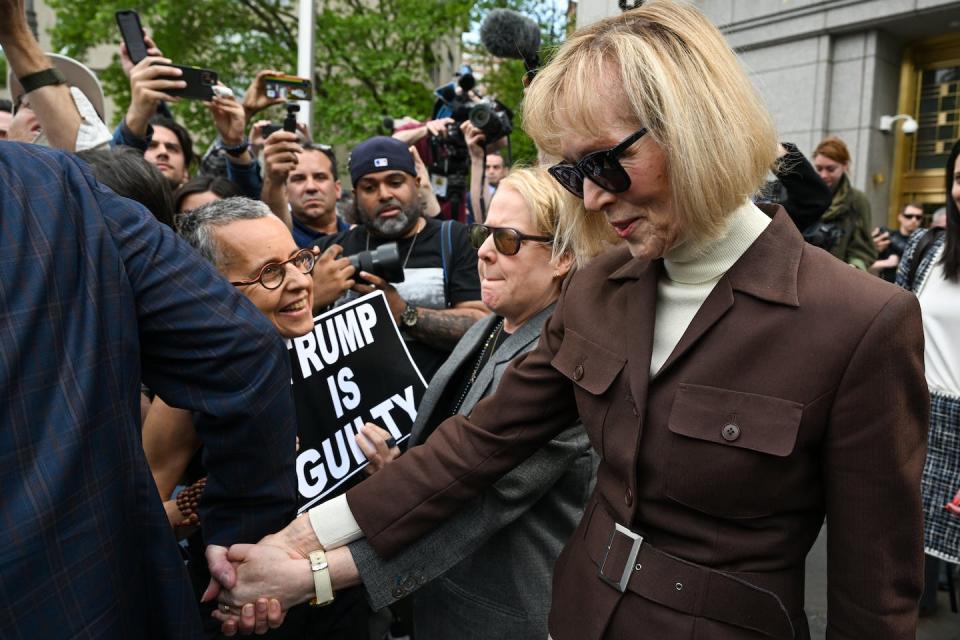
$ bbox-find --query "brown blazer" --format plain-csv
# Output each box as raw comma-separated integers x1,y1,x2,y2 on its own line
346,207,928,639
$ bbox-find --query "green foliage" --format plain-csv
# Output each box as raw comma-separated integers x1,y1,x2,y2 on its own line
468,1,570,166
47,0,472,149
0,53,6,89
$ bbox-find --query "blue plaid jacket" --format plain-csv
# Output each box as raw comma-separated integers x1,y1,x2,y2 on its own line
0,142,298,639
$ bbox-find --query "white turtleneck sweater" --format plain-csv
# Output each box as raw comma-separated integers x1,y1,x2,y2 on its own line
650,200,771,377
306,200,774,551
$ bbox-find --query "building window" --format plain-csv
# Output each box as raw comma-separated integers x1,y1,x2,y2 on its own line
915,66,960,170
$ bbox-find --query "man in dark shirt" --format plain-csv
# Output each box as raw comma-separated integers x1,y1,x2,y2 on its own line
285,144,351,247
320,136,487,380
871,202,923,281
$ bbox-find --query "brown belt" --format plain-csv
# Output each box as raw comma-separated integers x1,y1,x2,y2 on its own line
585,502,796,639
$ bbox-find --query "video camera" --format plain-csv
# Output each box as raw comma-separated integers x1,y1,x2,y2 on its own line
260,102,300,139
432,65,513,148
426,65,514,217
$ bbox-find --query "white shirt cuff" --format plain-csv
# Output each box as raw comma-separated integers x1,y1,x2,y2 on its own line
308,494,363,549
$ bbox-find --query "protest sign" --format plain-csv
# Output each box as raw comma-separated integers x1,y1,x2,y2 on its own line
287,290,427,513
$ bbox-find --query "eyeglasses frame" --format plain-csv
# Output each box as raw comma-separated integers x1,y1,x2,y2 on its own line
469,224,554,256
547,127,650,198
230,248,317,290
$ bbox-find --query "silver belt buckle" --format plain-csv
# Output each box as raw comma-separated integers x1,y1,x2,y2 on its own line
598,523,643,593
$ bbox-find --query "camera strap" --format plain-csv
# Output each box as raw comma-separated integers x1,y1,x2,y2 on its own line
441,220,453,308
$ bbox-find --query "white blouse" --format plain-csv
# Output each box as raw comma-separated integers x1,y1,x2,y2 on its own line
917,247,960,396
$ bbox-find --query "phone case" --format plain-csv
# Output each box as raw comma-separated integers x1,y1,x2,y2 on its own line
166,65,218,101
264,75,313,101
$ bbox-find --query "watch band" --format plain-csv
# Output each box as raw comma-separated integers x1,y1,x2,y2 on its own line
18,68,68,94
221,139,250,157
308,549,334,606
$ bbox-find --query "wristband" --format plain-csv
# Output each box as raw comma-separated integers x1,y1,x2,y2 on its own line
221,139,250,157
18,68,67,94
308,549,334,606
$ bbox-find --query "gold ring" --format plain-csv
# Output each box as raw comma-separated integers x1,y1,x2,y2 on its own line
220,603,231,613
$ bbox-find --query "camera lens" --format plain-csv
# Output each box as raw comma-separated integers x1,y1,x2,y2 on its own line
346,243,405,284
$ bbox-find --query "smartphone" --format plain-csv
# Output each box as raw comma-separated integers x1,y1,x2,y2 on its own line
264,74,313,101
167,65,218,101
116,10,148,64
115,9,218,101
260,124,283,139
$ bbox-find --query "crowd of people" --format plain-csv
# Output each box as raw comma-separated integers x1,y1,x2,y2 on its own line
2,0,959,638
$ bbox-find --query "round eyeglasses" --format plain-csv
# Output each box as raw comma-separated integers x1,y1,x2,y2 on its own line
230,249,317,290
469,224,553,256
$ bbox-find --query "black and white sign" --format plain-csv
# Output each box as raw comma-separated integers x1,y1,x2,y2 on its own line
287,291,427,513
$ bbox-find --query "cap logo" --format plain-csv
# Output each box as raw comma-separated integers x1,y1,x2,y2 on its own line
374,158,388,167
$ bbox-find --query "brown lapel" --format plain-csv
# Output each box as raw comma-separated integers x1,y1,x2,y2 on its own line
608,255,660,437
656,207,802,378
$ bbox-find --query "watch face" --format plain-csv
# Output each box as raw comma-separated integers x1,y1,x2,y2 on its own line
401,305,417,326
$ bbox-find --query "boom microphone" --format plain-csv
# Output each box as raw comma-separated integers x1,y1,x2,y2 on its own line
480,9,541,71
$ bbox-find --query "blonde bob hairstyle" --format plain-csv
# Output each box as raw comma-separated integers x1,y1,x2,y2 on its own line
496,167,617,268
523,0,779,243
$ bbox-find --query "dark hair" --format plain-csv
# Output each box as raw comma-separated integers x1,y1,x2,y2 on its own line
942,138,960,282
78,147,175,228
0,99,12,114
173,175,243,212
301,143,339,181
149,115,195,168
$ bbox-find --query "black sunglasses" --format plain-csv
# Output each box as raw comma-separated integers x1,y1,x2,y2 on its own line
469,224,553,256
547,127,649,198
230,249,317,290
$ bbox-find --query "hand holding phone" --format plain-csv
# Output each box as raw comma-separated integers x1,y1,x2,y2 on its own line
115,10,219,102
263,74,313,101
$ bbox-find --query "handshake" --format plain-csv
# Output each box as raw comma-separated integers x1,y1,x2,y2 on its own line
202,518,342,636
201,423,399,636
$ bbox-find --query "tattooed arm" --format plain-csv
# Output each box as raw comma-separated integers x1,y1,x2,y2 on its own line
353,273,488,351
407,301,489,351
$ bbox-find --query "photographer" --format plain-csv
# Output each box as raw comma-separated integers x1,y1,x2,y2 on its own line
870,202,924,281
461,120,508,224
319,136,487,381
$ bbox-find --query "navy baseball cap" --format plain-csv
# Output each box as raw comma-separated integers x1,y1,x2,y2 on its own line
349,136,417,185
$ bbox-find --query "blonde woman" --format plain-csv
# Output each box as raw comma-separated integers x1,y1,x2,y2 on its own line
216,3,927,638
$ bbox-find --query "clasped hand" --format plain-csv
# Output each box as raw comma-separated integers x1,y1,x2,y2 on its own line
206,424,398,635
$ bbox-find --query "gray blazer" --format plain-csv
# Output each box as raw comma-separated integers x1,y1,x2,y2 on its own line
349,304,597,640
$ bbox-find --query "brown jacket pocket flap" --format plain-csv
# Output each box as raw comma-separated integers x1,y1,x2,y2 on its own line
668,384,803,457
551,328,625,395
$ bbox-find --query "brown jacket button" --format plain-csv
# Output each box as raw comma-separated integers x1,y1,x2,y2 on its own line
624,487,634,506
573,364,584,381
721,423,741,442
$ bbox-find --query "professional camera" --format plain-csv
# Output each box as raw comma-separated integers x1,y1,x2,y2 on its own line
347,242,405,284
427,66,514,218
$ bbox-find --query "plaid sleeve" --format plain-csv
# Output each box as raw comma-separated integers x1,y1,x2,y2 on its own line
88,163,298,545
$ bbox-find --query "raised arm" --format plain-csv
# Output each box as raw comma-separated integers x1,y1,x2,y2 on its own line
1,1,79,150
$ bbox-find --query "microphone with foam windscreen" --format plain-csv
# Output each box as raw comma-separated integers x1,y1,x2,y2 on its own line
480,9,541,73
